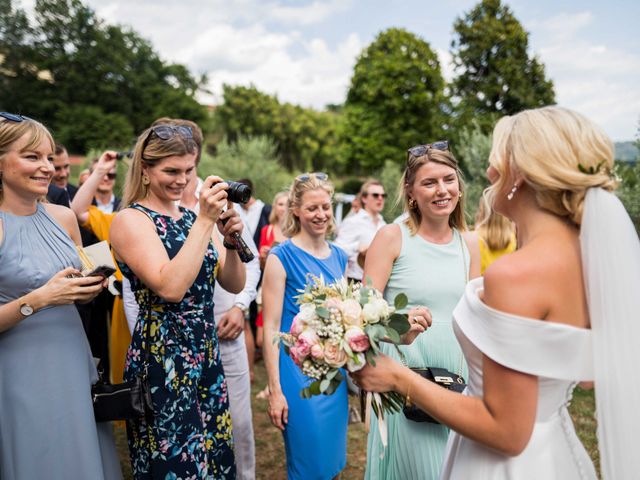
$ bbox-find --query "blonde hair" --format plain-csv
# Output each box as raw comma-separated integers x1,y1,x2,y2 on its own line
475,194,514,251
0,117,55,204
399,148,467,234
487,106,617,226
121,125,198,208
282,175,335,237
268,191,289,225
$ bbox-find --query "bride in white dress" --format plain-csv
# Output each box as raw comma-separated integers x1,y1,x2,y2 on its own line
352,106,640,479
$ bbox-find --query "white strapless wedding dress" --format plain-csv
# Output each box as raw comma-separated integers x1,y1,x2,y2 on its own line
440,278,597,479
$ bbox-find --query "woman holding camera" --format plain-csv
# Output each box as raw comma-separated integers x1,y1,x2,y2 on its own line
0,113,121,479
110,123,245,479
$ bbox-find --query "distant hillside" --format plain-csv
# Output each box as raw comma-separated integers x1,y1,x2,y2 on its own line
615,141,639,162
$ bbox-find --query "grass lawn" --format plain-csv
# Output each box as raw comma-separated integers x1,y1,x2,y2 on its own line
114,361,599,479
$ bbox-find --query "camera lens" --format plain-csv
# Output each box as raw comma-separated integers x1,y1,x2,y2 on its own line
226,181,251,204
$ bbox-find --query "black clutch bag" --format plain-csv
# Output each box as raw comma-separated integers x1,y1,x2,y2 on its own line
91,297,154,422
92,373,153,422
402,367,466,424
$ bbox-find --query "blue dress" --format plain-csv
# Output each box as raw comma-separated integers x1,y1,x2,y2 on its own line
0,204,121,480
118,204,235,479
271,239,349,480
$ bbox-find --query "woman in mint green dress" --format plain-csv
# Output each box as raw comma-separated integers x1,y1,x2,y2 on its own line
362,142,480,479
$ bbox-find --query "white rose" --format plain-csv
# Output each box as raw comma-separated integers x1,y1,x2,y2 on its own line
373,298,390,319
362,302,380,323
298,303,316,323
346,353,366,372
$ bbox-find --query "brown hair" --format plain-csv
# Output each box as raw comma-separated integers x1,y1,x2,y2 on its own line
151,117,203,164
0,117,55,204
121,125,198,208
399,148,467,234
282,174,335,237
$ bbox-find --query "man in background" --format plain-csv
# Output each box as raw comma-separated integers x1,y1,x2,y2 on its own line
47,143,78,207
335,179,387,283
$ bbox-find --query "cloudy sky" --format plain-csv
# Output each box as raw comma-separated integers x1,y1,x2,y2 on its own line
20,0,640,140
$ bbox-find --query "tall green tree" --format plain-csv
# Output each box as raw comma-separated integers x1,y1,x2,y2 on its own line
215,84,342,173
451,0,555,132
341,28,448,172
0,0,207,152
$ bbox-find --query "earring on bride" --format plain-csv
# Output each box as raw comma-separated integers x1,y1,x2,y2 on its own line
507,184,518,201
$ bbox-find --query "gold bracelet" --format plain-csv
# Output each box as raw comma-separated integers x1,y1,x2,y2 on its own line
405,376,413,407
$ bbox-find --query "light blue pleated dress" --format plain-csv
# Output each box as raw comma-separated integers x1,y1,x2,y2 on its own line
0,204,121,480
271,239,349,480
366,222,469,480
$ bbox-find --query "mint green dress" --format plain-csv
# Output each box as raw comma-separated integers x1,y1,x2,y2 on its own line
365,222,469,480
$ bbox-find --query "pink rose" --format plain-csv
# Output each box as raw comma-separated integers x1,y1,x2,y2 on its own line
310,343,324,360
295,329,319,358
290,314,304,336
345,327,370,353
324,342,347,368
289,346,304,366
342,299,363,326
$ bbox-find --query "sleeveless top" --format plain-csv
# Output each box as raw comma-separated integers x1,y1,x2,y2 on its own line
0,204,122,480
381,222,470,372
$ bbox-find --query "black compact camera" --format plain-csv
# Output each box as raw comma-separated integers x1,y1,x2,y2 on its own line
115,151,132,160
222,180,251,204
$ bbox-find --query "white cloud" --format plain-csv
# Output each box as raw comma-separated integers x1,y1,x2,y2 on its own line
200,32,363,109
268,0,354,25
528,11,640,140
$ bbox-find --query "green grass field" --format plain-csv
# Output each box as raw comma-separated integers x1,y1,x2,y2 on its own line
114,361,599,479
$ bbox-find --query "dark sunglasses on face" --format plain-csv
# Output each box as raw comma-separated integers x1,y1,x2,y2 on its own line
141,124,194,152
0,112,32,123
407,140,449,159
296,172,328,182
367,192,387,199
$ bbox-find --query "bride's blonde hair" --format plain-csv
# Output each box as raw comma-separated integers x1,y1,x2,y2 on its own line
486,106,617,226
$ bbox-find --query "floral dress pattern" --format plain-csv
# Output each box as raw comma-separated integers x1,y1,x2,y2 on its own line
119,204,235,479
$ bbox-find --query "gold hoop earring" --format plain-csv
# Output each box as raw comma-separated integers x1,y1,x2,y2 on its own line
507,183,518,201
409,198,417,210
142,175,150,186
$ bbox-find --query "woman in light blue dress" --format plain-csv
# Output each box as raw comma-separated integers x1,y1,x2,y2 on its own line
362,142,480,479
0,113,121,479
262,173,349,480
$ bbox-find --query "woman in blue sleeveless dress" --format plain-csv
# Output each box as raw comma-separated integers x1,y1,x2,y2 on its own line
0,114,121,479
361,142,480,479
262,173,349,480
110,123,246,478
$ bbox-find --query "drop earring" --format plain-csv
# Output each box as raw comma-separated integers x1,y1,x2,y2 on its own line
507,184,518,201
409,198,417,210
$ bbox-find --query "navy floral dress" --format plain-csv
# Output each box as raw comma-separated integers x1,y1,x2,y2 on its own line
119,204,235,479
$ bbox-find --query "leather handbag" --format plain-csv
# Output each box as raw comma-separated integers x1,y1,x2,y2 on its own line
91,297,154,423
402,367,466,423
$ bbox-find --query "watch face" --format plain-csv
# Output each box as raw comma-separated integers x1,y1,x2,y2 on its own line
20,303,34,316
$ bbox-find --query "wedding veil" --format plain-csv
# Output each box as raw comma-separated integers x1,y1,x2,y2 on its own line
580,187,640,479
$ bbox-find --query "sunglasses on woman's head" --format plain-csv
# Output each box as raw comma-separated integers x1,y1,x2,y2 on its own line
407,140,449,159
141,124,194,152
296,172,328,183
0,112,32,123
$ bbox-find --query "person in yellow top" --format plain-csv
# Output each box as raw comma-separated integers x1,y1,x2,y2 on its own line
70,151,129,384
470,195,517,274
